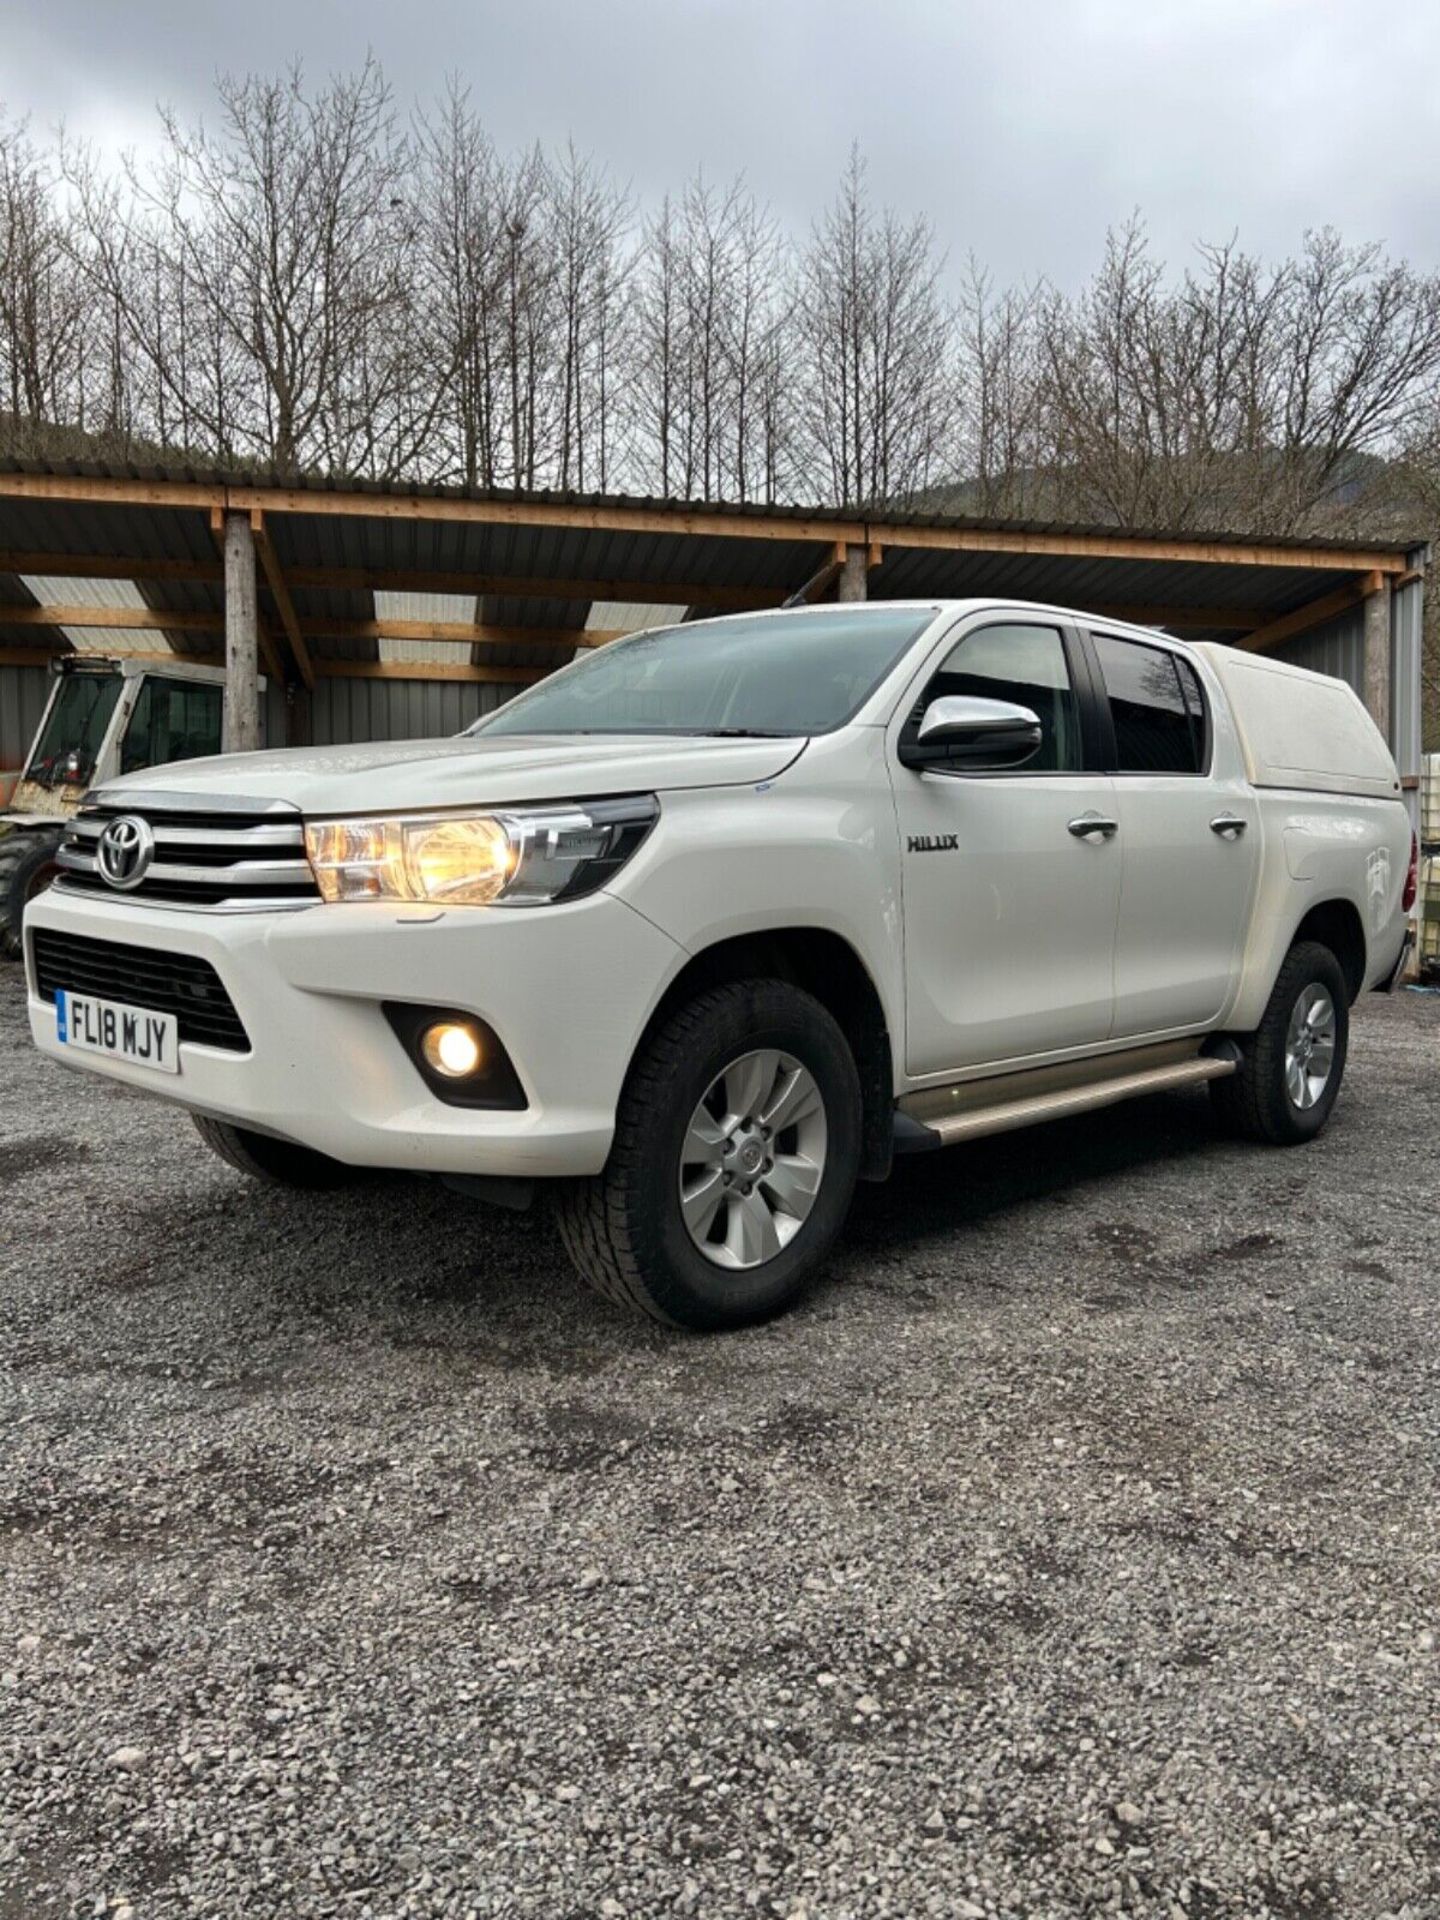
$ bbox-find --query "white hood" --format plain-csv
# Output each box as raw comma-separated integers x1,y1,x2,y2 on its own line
90,732,807,815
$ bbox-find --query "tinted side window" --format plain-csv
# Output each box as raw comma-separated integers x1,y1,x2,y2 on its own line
1093,635,1201,775
918,623,1081,773
120,679,223,775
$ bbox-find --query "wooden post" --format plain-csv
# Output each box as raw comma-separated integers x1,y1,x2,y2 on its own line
223,511,260,752
836,545,868,602
1362,572,1392,742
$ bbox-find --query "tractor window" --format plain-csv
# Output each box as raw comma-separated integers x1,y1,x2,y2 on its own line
23,673,124,788
120,679,224,775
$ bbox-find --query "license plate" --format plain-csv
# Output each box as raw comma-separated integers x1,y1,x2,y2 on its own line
55,989,179,1074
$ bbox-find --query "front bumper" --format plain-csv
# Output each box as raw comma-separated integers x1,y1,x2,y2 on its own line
25,885,685,1178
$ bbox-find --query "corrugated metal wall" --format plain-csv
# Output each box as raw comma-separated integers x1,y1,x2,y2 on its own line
0,664,51,769
1270,605,1366,690
306,678,515,745
1265,579,1426,830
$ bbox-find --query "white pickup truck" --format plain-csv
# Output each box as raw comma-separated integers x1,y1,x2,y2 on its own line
24,601,1416,1329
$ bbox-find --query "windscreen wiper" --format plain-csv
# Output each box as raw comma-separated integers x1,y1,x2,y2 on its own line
699,727,789,738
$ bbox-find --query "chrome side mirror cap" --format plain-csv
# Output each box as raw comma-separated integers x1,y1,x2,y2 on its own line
898,695,1044,771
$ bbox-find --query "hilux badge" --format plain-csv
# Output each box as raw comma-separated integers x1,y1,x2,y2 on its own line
907,834,960,853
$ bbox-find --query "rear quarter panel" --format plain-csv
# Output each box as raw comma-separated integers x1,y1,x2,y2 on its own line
1226,791,1411,1027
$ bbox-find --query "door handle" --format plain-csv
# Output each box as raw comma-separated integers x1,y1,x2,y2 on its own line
1068,814,1119,841
1210,813,1248,839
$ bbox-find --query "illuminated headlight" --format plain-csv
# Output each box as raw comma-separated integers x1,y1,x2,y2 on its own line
304,796,658,907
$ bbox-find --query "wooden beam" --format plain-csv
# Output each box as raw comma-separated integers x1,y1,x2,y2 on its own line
250,510,315,691
210,506,286,685
836,545,868,602
311,619,609,648
0,472,225,511
288,567,756,608
1233,579,1375,654
1361,571,1391,735
0,551,221,584
0,643,549,687
0,601,607,650
0,602,221,632
221,483,868,546
0,647,66,668
315,660,547,686
222,512,261,752
870,522,1409,575
0,551,769,609
785,542,847,607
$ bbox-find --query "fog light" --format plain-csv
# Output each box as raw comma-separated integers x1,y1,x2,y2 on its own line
421,1021,482,1078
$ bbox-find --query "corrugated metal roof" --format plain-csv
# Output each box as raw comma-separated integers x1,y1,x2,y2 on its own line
374,589,477,667
0,456,1421,556
0,458,1423,700
19,574,168,655
587,602,688,633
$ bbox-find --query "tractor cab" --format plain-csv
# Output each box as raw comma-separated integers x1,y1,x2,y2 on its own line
11,657,232,820
1,655,245,958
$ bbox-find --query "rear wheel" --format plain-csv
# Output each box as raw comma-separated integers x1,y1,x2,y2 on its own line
1210,940,1349,1145
192,1115,360,1189
0,829,63,961
556,980,862,1330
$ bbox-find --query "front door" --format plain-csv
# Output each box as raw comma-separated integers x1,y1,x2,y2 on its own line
1087,630,1261,1037
892,618,1122,1076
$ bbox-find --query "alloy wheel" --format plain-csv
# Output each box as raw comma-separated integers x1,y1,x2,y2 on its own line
678,1048,829,1269
1285,983,1337,1110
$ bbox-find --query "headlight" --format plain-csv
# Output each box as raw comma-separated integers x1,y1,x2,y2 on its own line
304,796,658,907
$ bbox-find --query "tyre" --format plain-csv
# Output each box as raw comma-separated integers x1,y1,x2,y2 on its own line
1210,940,1350,1145
0,829,63,961
192,1115,360,1189
556,979,863,1330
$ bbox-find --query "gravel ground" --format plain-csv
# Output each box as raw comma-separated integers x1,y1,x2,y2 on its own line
2,967,1438,1920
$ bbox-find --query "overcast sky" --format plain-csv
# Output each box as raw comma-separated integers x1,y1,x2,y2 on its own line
4,0,1438,291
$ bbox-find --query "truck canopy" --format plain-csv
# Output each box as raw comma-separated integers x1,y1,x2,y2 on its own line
1193,643,1399,802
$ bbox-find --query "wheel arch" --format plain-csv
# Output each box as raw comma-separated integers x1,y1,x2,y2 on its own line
1291,897,1368,1004
630,927,897,1182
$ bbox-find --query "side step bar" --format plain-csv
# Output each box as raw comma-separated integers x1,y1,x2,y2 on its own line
895,1045,1238,1153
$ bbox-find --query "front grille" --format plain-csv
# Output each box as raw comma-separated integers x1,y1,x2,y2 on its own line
55,790,320,911
31,928,250,1053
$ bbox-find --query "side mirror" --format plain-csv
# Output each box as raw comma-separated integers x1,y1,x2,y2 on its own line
898,695,1044,772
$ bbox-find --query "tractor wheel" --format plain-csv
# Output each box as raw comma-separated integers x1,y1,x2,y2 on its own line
0,829,63,962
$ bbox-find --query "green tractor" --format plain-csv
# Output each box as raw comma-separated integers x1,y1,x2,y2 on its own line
0,656,235,958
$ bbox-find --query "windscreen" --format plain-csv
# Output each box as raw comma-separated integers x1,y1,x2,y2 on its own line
23,673,124,787
469,607,938,738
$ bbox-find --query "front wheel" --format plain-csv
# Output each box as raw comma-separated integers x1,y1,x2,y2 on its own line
1210,940,1350,1145
192,1115,360,1189
556,980,863,1330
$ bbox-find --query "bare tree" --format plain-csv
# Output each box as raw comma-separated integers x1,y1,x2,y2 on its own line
67,58,420,477
794,150,956,508
630,173,792,501
0,110,91,452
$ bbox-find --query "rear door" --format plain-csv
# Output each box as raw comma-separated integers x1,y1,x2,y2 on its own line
1087,631,1260,1037
892,615,1122,1075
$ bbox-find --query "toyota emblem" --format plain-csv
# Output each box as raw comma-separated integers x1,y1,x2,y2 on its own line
96,814,155,891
